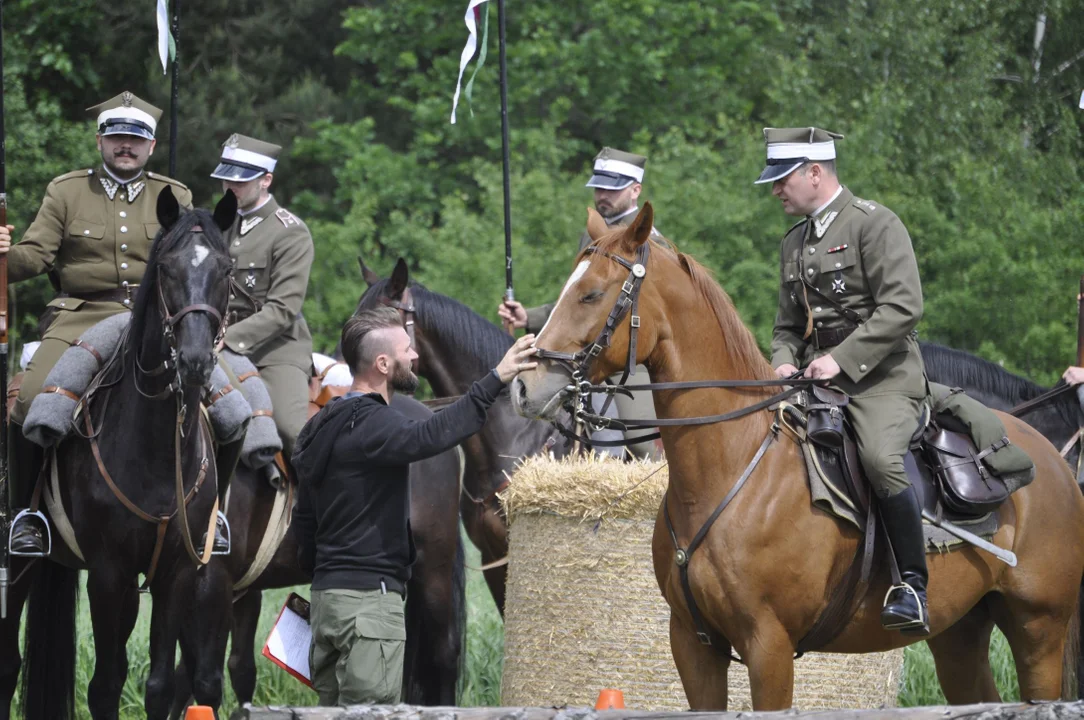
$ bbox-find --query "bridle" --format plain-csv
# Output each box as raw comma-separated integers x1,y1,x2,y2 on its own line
531,240,824,446
133,225,230,402
380,285,420,373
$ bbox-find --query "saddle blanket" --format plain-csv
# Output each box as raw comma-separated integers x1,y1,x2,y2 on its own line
802,441,998,553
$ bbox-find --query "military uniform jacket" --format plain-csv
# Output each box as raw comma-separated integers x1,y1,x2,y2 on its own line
525,206,662,333
223,196,314,372
9,167,193,341
770,186,926,398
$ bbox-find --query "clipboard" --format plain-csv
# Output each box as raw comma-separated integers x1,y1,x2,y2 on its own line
261,592,315,689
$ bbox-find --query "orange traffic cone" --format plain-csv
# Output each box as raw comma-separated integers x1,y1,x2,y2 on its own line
595,688,625,710
184,706,215,720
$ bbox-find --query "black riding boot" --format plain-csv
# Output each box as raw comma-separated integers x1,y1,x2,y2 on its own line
879,486,929,636
205,436,244,555
8,422,48,556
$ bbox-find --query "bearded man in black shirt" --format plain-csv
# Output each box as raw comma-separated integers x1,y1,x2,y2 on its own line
292,306,537,705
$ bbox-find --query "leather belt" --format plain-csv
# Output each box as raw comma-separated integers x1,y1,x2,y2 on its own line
64,286,138,305
813,325,857,350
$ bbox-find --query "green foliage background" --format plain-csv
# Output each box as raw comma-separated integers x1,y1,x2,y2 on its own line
3,0,1083,384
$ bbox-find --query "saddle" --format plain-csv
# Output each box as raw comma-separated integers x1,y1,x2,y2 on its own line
788,384,1032,522
308,361,351,419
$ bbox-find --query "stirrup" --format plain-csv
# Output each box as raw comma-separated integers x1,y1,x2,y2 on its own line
881,582,927,631
9,509,52,558
212,511,231,556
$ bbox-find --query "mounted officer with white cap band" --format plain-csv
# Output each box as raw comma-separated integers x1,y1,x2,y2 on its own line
0,90,193,556
758,126,931,635
499,147,663,460
211,134,315,479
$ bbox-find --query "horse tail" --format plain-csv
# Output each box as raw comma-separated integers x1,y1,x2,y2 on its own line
452,527,467,703
21,561,78,720
1065,576,1083,700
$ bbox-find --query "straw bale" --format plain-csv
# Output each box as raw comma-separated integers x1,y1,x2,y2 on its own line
500,454,904,711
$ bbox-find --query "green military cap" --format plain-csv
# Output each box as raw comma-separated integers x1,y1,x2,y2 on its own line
586,147,647,190
754,127,844,185
86,91,163,141
210,133,282,182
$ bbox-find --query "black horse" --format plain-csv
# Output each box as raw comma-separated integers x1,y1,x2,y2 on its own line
0,188,237,720
356,258,575,615
170,379,467,715
921,341,1083,485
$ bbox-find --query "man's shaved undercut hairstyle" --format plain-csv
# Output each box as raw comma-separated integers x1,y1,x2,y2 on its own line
342,307,403,375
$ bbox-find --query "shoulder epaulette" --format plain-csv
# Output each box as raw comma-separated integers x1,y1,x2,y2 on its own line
852,198,878,215
53,169,95,184
146,172,190,190
275,207,300,227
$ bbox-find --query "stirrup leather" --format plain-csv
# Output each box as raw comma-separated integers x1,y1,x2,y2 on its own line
212,511,231,556
9,509,52,557
881,582,926,629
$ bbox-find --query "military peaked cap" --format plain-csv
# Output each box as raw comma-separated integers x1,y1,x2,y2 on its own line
586,147,647,190
754,127,844,185
86,91,163,141
211,133,282,182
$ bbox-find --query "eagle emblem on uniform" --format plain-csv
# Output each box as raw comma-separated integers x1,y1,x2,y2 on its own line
226,134,240,149
122,91,133,108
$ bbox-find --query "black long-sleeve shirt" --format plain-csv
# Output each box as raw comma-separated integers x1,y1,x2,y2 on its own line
291,370,505,594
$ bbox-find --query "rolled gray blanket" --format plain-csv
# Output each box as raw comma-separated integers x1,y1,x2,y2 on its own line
24,312,130,447
205,364,251,446
221,350,282,469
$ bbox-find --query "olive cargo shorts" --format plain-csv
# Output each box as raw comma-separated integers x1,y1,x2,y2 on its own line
309,588,406,706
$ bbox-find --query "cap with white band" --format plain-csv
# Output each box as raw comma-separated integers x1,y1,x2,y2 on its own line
586,147,647,190
86,91,163,141
210,133,282,182
754,127,844,185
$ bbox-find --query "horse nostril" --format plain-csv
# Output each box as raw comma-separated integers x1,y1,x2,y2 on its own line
515,378,527,401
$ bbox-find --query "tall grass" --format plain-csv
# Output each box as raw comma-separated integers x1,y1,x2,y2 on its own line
5,534,1023,718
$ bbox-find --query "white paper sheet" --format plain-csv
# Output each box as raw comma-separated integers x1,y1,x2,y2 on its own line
264,600,312,683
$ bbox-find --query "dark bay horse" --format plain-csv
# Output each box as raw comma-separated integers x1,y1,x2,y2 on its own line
920,341,1083,486
356,258,573,615
514,203,1084,710
0,188,238,720
170,375,467,715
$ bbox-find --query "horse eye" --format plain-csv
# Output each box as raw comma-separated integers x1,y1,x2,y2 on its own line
580,290,604,304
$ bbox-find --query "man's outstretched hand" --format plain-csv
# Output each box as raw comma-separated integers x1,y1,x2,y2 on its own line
495,333,538,382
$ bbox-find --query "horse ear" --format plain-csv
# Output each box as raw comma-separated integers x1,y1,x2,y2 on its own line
156,186,180,230
586,207,608,243
622,202,655,251
389,257,409,298
213,190,238,233
358,256,383,287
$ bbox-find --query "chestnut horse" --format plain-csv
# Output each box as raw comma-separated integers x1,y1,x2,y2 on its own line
513,202,1084,710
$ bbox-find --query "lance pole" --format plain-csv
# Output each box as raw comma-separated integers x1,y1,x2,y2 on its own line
0,0,10,619
1077,275,1084,368
168,0,180,177
497,0,515,336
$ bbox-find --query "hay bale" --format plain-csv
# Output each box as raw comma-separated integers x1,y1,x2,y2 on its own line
500,454,904,711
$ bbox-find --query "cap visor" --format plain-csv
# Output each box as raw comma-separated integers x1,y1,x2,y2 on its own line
100,124,155,141
585,173,635,190
210,162,265,182
754,161,803,185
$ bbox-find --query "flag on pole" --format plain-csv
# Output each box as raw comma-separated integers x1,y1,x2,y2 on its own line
450,0,492,124
156,0,175,74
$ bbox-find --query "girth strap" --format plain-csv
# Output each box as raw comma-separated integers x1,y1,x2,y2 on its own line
664,427,778,660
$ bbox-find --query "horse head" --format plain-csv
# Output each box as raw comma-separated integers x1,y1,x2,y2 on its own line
130,187,236,388
355,257,421,374
512,203,665,420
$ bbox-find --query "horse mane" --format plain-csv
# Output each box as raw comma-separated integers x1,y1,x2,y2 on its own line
361,278,514,379
920,341,1082,426
590,233,775,382
126,208,229,363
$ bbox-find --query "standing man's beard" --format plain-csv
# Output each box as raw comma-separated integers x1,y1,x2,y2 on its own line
390,359,419,394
